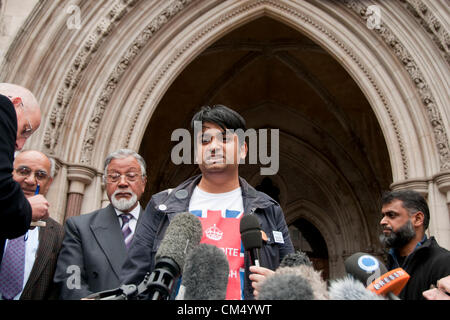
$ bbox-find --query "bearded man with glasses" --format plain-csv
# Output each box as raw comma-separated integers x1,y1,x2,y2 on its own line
54,149,147,300
0,83,49,265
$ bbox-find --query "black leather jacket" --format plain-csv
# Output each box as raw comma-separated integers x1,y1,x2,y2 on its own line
387,236,450,300
120,174,294,300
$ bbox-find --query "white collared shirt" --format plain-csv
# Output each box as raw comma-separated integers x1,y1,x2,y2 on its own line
113,202,141,234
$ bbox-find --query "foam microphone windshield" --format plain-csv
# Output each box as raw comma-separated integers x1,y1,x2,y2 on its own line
155,212,203,270
257,273,314,300
180,243,229,300
144,212,203,300
279,250,313,268
240,214,262,266
329,275,386,300
276,265,329,300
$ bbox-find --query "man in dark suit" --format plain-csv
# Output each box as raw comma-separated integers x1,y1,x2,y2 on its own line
0,150,64,300
54,149,147,299
0,84,50,264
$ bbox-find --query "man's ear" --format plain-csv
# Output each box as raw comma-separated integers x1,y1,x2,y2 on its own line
413,211,425,228
239,141,248,161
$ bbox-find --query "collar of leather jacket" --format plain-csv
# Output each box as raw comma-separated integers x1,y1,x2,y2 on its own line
153,174,277,217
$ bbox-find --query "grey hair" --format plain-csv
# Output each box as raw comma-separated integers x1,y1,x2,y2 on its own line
103,149,147,182
48,156,56,178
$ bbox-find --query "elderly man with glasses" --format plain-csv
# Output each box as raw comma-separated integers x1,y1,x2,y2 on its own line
54,149,147,300
0,150,64,300
0,83,50,265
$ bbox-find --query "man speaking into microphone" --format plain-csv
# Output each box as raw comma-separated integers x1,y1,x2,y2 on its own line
121,105,294,300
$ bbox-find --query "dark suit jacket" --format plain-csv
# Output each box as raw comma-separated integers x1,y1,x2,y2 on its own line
20,217,64,300
53,204,142,300
0,94,32,262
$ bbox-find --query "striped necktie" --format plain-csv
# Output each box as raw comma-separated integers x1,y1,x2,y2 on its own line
120,214,133,249
0,235,26,299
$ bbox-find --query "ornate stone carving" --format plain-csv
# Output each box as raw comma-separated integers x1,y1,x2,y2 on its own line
400,0,450,65
43,0,137,154
342,0,450,171
80,0,193,164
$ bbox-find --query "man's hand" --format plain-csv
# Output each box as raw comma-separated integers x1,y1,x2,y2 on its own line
27,194,49,221
249,266,275,299
423,275,450,300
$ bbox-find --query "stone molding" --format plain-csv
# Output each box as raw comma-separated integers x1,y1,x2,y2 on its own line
390,178,429,198
67,164,97,193
79,0,193,164
342,0,450,172
43,0,138,155
433,171,450,203
120,0,408,179
400,0,450,65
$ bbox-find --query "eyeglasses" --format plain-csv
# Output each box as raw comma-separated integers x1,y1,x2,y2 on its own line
14,166,49,181
105,172,142,183
8,96,33,138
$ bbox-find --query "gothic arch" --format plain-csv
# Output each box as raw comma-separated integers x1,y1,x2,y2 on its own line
1,0,448,247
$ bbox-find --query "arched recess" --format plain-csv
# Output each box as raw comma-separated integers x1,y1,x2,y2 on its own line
120,0,439,181
246,126,375,279
1,1,448,246
285,199,344,279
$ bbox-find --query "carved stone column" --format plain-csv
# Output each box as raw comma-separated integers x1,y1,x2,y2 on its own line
434,171,450,213
390,178,429,198
64,164,97,222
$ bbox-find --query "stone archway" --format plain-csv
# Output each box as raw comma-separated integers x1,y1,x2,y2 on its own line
1,0,448,249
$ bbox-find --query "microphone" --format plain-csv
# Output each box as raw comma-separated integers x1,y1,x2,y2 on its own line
178,243,229,300
279,250,313,268
344,252,409,300
366,268,410,299
275,265,329,300
257,272,314,300
344,252,387,287
328,275,386,300
240,214,262,267
139,212,203,300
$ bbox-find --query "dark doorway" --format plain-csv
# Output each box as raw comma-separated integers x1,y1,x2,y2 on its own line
289,218,329,281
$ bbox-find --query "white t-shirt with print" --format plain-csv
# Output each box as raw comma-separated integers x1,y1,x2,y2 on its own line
188,186,245,300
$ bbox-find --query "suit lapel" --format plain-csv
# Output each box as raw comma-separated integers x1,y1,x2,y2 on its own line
21,220,54,297
90,205,127,280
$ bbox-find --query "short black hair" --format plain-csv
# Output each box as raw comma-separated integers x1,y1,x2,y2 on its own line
381,189,430,230
190,104,246,132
